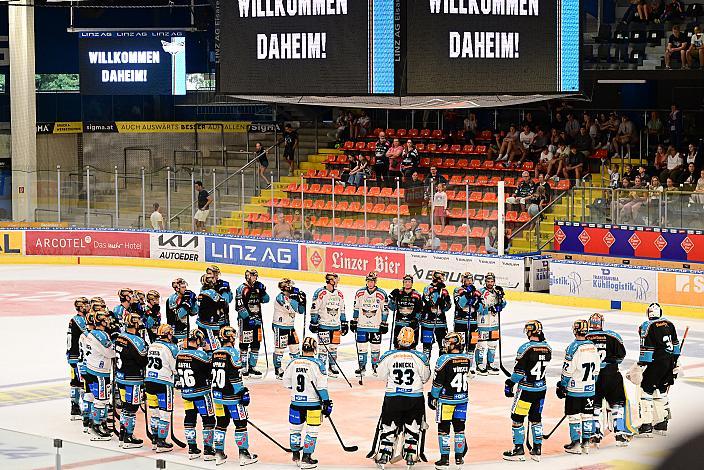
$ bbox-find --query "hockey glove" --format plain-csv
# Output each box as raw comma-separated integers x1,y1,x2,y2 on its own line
218,280,231,295
239,387,251,407
556,382,567,399
426,392,437,411
254,281,266,293
379,321,389,335
180,290,196,309
322,400,333,417
350,319,358,333
309,321,319,334
504,379,515,398
340,321,349,336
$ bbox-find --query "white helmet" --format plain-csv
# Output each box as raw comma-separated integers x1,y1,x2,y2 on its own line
647,302,663,320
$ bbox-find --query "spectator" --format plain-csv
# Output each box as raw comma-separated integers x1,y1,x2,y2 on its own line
389,217,406,246
281,124,299,175
660,0,685,22
646,111,664,144
496,124,520,162
432,183,448,230
387,138,404,183
404,171,425,218
300,215,316,241
424,166,448,207
679,162,698,188
612,115,637,158
334,111,349,142
150,202,164,230
574,126,593,158
535,146,555,178
686,143,699,167
687,26,704,69
354,111,371,139
563,146,585,184
623,163,635,180
619,175,647,224
564,113,580,142
661,145,684,183
193,180,212,232
665,25,688,69
273,211,294,239
552,112,565,129
636,164,650,182
689,170,704,204
620,176,632,189
463,112,478,143
485,226,499,254
529,128,549,157
254,141,270,187
400,139,419,180
552,143,570,180
506,171,535,212
638,176,664,224
601,112,620,147
373,131,391,187
668,104,683,149
400,218,422,248
526,181,549,219
347,154,367,187
608,163,621,189
587,116,601,148
636,0,653,22
549,128,563,148
653,144,668,173
513,124,536,165
424,227,442,251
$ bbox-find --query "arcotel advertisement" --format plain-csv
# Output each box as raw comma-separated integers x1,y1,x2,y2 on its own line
25,230,150,258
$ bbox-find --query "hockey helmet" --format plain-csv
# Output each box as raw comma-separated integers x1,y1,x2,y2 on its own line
397,327,416,349
366,271,378,282
188,329,206,348
432,271,445,283
206,265,221,276
172,277,187,291
134,290,146,303
647,303,663,320
442,331,463,353
245,269,259,283
589,313,604,331
118,288,133,302
94,310,110,327
572,319,589,337
278,278,294,292
201,273,215,289
85,311,96,327
91,299,107,313
485,272,496,281
219,326,237,344
302,336,318,355
156,324,174,339
124,312,143,331
146,290,160,304
524,320,544,340
74,296,89,311
461,272,474,283
325,273,339,285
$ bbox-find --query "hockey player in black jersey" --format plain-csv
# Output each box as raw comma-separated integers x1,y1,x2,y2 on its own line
420,271,452,360
207,265,234,327
586,313,629,446
166,278,198,342
143,290,162,343
452,273,481,370
67,297,89,420
389,274,423,349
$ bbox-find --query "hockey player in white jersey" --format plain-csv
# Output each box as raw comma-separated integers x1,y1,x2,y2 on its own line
67,297,89,421
283,337,332,469
557,319,600,455
273,278,305,379
476,273,507,375
82,306,116,441
309,273,348,377
145,324,180,452
374,327,431,469
351,272,390,376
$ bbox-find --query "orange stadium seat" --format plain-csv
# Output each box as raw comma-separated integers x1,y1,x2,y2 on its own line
419,157,431,168
385,128,396,137
408,129,419,138
431,130,444,140
450,243,463,252
466,244,478,253
344,235,357,244
355,142,366,151
396,129,407,138
420,129,431,139
343,141,355,150
416,143,425,152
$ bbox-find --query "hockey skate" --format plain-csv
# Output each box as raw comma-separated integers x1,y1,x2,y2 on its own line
188,443,202,459
274,367,284,380
434,455,450,469
502,445,525,461
615,434,630,447
301,453,318,469
292,450,301,466
204,446,216,461
118,428,126,447
328,365,340,378
476,366,488,376
563,440,582,454
529,443,541,462
372,364,379,376
590,432,603,447
215,450,227,466
82,417,91,434
637,423,654,438
487,365,500,375
354,365,366,376
247,368,263,379
70,402,82,421
89,422,112,441
455,454,465,467
156,439,173,453
654,421,668,436
581,441,590,454
122,434,144,449
239,449,258,466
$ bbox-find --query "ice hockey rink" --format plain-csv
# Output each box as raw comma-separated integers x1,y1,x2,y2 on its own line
0,263,702,470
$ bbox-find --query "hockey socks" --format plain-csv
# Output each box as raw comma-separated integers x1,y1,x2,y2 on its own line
123,411,137,435
274,353,283,370
249,352,259,369
70,387,81,405
531,423,543,445
454,433,466,455
303,433,317,455
568,421,582,443
290,432,302,452
512,425,525,445
235,430,250,450
214,429,226,451
358,351,368,369
371,351,381,367
487,348,496,366
203,429,214,448
150,416,160,437
438,434,451,455
157,419,170,440
185,427,198,445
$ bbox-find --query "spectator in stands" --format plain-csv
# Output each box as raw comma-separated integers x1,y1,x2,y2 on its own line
660,0,685,22
619,175,647,223
485,226,499,254
424,227,442,251
535,146,554,179
432,183,448,230
574,126,593,159
354,111,371,139
601,113,620,149
620,176,632,189
661,145,684,183
400,218,422,248
273,211,294,239
334,111,349,142
496,124,520,162
347,154,367,187
563,146,585,184
668,104,683,149
300,215,316,241
564,113,580,143
254,142,271,187
608,163,621,189
679,162,698,188
686,143,699,167
389,217,406,247
405,171,425,218
551,112,565,130
400,139,419,180
639,175,665,224
687,26,704,68
689,170,704,204
665,25,688,69
425,166,448,189
527,181,549,220
150,202,164,230
281,124,299,176
373,131,391,187
507,171,535,212
646,111,664,145
387,138,404,183
193,180,212,232
514,124,536,165
653,144,667,173
463,112,478,143
612,115,637,158
636,0,653,22
635,164,650,183
529,128,549,156
585,115,600,148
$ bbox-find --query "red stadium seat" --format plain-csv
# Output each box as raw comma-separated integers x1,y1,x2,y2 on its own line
385,128,396,137
420,129,431,139
343,141,355,150
396,129,407,139
408,129,419,138
431,130,444,140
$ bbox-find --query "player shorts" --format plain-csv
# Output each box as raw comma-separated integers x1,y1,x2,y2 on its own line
564,395,595,416
511,389,545,423
69,364,82,387
453,322,478,348
239,322,262,347
274,326,299,349
317,329,341,346
83,372,110,400
145,381,174,412
595,366,626,406
435,402,468,424
214,401,248,423
421,326,447,345
380,395,425,428
289,404,322,426
642,358,675,394
184,393,215,417
477,328,500,342
117,383,142,406
356,331,382,344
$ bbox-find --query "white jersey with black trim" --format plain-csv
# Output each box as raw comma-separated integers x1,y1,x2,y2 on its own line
84,330,116,377
560,339,600,397
310,287,346,329
377,349,431,397
353,287,389,331
282,356,329,406
272,293,299,328
145,340,180,386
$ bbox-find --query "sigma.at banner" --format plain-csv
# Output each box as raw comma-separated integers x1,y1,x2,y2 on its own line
26,230,150,258
150,233,204,262
300,244,405,280
549,260,658,303
205,236,299,270
405,0,580,94
405,251,526,290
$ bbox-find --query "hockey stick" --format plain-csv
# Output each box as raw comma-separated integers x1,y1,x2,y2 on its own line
543,415,566,440
247,419,292,453
310,381,358,452
260,323,270,380
353,330,364,386
170,408,187,448
320,340,353,388
142,399,155,444
496,306,512,378
366,415,382,458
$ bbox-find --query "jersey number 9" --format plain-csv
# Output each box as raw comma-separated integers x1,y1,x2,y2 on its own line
296,374,306,393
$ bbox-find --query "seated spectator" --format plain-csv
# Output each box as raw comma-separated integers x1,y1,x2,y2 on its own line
600,112,619,148
506,171,535,212
620,0,639,24
424,227,442,251
689,170,704,204
653,144,667,174
400,139,419,180
665,25,688,69
660,0,685,23
686,26,704,69
373,131,391,187
496,124,520,162
646,111,664,144
679,162,698,188
272,211,294,239
353,111,371,139
513,124,536,165
574,126,593,158
686,143,698,167
564,113,580,143
347,154,368,187
527,182,549,220
620,175,632,189
334,111,349,142
636,176,664,225
636,0,654,22
424,166,448,197
463,112,478,144
612,115,637,158
608,163,621,189
485,226,499,254
529,128,549,157
300,215,316,241
404,171,425,218
400,218,423,248
622,163,634,180
432,183,448,230
563,146,585,184
636,164,650,182
668,104,684,149
619,175,647,224
587,116,601,148
549,128,563,148
535,146,556,178
661,145,684,183
387,138,404,182
552,111,565,130
389,217,406,247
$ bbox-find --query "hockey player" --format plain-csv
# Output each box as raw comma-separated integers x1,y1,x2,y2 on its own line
453,273,481,367
476,273,507,375
429,332,471,469
389,274,423,349
143,290,162,343
273,278,304,379
145,324,179,452
310,273,348,377
93,296,120,341
351,272,390,376
375,327,431,468
82,305,116,441
166,278,198,342
212,326,258,466
207,265,233,327
556,319,600,454
113,288,134,324
502,320,552,462
236,269,270,377
283,336,333,469
420,271,452,360
115,312,149,448
633,303,680,437
585,313,629,446
67,296,89,420
198,273,223,349
79,311,95,432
